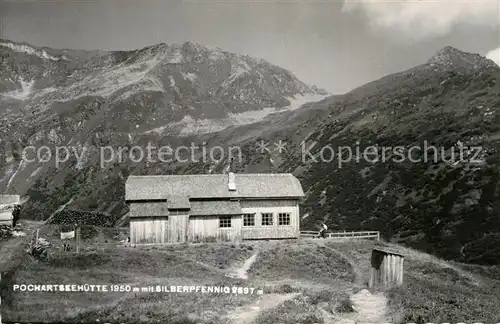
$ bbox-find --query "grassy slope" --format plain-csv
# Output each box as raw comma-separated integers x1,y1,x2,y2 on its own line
330,241,500,323
3,233,500,323
4,244,256,323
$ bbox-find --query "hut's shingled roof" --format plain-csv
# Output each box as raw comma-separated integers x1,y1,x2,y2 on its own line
167,195,191,209
190,200,242,216
125,173,304,201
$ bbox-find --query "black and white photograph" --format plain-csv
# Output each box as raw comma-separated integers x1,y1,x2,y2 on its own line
0,0,499,323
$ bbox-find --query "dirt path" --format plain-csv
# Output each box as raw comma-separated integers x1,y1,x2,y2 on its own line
227,251,259,280
333,289,389,324
308,240,389,323
226,292,299,324
224,251,301,323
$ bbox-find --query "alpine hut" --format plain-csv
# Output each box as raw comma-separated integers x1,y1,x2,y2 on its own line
125,173,305,245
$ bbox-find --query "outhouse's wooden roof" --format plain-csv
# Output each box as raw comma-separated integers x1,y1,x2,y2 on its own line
372,248,405,258
125,173,304,201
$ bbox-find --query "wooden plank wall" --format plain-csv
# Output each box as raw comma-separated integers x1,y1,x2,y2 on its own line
130,216,169,244
130,214,190,244
129,202,170,244
368,249,404,288
188,215,242,242
240,199,300,239
169,212,189,243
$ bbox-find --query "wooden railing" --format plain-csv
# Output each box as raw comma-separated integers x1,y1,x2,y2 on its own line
300,230,380,241
300,231,321,238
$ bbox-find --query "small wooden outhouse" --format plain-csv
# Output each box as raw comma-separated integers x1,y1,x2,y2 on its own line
368,248,404,288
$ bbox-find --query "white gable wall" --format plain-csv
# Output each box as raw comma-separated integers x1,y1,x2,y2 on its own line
239,199,300,239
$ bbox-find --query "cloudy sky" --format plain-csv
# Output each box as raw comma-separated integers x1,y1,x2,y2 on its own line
0,0,499,94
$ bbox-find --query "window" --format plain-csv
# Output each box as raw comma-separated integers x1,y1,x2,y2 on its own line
278,213,291,225
219,216,232,228
243,214,255,226
261,213,273,226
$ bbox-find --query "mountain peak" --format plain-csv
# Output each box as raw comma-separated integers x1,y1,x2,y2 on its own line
0,39,65,61
182,40,204,52
435,45,461,55
427,46,498,70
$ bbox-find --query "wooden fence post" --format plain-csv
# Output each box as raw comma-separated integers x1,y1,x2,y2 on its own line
76,225,80,254
399,257,404,285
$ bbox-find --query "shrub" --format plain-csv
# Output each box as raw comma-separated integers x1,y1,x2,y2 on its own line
335,295,354,313
80,225,99,239
274,284,297,294
307,290,336,305
461,233,500,265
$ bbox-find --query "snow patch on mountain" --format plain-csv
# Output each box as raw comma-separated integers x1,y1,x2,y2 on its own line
167,49,183,63
29,166,43,180
222,60,251,87
287,93,327,110
226,93,327,124
169,75,180,94
75,145,90,170
32,52,165,105
32,87,60,99
0,41,61,61
227,107,279,125
144,93,328,136
114,75,165,101
6,160,24,190
230,66,248,80
2,78,35,100
208,49,227,61
177,115,229,136
182,72,198,83
143,125,169,135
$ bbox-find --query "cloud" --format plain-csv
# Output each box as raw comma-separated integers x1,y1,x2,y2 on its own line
342,0,499,40
486,47,500,66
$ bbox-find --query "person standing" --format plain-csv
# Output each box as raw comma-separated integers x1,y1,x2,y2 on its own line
319,221,328,238
12,205,21,228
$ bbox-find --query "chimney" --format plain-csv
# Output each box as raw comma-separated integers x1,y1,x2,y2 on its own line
228,172,236,191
